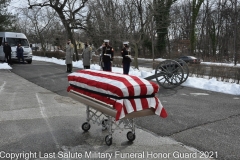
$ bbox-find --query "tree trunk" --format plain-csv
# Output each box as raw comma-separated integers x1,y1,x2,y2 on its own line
190,0,204,55
154,0,177,57
133,43,139,69
57,11,79,61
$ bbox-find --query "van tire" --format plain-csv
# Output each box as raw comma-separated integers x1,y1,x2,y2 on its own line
27,60,32,64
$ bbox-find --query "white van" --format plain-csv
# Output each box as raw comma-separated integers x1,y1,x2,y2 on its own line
0,32,32,64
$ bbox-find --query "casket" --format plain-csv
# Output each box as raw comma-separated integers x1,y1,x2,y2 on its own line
67,69,167,120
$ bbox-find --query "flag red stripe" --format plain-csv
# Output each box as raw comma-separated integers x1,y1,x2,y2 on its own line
68,76,124,97
77,70,135,96
67,70,167,120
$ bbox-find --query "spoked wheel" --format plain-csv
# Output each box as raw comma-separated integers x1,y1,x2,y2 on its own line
105,135,112,146
101,119,108,130
176,59,189,83
126,131,136,142
155,60,184,89
82,122,91,131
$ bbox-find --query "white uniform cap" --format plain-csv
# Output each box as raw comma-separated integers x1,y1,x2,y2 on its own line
104,39,109,43
123,41,129,45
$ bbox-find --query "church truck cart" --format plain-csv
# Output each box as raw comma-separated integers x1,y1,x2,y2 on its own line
67,69,167,146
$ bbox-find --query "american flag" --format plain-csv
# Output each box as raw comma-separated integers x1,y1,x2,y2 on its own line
68,70,167,120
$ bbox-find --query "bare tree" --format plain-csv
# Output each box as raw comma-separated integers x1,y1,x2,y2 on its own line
189,0,204,55
0,0,16,31
17,7,58,55
27,0,88,60
86,0,154,68
12,0,238,64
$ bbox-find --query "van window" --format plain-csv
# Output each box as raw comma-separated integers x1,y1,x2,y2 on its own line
6,38,29,47
0,37,2,46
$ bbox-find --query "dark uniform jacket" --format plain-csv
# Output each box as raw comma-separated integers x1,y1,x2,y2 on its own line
16,46,24,56
102,45,114,62
3,44,12,54
121,47,131,63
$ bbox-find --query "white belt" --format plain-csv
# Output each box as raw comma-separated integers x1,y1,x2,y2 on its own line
104,54,111,58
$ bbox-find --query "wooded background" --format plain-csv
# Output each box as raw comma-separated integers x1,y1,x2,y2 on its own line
1,0,240,65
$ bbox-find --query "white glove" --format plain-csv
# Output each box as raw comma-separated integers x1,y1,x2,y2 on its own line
104,54,111,57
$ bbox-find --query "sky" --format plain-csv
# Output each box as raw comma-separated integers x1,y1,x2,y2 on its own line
0,56,240,96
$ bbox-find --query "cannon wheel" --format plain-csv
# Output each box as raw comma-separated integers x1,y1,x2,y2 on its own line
176,59,189,83
155,60,184,89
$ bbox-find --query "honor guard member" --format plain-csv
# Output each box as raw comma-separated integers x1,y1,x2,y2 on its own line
121,41,132,74
99,43,105,70
102,39,114,71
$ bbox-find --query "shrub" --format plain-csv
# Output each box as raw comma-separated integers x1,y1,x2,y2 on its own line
33,51,65,59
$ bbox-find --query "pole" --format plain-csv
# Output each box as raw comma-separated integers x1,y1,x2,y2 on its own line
152,15,155,69
234,0,237,66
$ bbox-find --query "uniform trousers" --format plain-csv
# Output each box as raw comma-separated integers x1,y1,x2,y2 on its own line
17,53,24,63
123,62,130,74
84,66,90,69
66,64,72,72
5,53,12,65
103,61,112,71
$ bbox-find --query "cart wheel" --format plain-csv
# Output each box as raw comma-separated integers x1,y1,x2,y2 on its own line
155,60,184,89
102,119,108,130
105,135,112,146
176,59,189,83
82,122,91,131
127,131,136,142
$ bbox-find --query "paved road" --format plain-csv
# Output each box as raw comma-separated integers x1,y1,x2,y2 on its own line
9,61,240,160
1,65,213,160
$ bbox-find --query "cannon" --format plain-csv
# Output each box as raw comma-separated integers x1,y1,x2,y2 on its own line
145,59,189,89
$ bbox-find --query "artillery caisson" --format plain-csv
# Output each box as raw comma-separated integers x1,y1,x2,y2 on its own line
145,59,189,89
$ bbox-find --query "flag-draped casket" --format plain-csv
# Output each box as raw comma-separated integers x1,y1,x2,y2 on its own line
67,70,167,120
